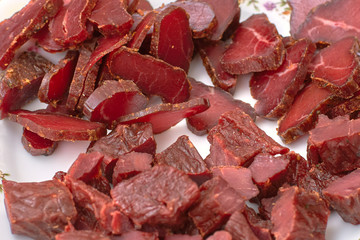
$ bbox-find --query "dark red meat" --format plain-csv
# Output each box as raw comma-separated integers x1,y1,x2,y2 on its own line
326,91,360,118
68,152,104,182
88,0,133,37
206,231,232,240
111,165,200,226
112,98,210,134
33,23,67,53
206,109,288,167
271,186,329,240
3,179,77,240
100,202,133,234
294,0,360,44
221,14,284,75
108,46,190,103
0,0,62,69
224,210,259,240
0,52,53,119
114,230,159,240
21,128,58,156
164,234,202,240
242,206,272,240
55,230,111,240
83,80,148,126
250,38,316,119
127,11,156,50
150,6,194,72
186,78,256,136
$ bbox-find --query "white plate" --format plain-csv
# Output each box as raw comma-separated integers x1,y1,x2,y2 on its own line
0,0,359,239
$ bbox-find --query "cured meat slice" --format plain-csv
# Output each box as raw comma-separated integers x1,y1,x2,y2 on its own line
206,109,288,168
150,6,194,72
21,128,58,156
307,114,360,174
326,91,360,118
288,0,328,36
277,82,341,144
271,186,329,240
55,230,111,240
0,0,62,69
88,0,133,37
111,165,200,226
155,135,209,184
212,166,259,201
197,41,237,93
250,38,316,119
67,152,104,183
3,179,77,240
108,46,190,103
168,1,217,39
294,0,360,44
137,0,153,12
33,23,67,53
49,0,97,48
0,52,53,119
38,51,78,105
220,14,284,75
83,80,148,126
128,11,156,50
188,176,245,237
224,210,259,240
186,78,256,136
8,110,107,142
322,168,360,224
112,98,210,134
310,37,360,98
196,0,240,41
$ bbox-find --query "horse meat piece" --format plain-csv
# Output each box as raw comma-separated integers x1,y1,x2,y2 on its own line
21,128,58,156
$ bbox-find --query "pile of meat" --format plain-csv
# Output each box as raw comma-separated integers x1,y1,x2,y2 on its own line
2,0,360,239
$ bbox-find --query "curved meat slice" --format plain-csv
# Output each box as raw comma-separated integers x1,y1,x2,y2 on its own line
21,128,58,156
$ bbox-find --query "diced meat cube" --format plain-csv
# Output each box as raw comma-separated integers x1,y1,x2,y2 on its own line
100,202,133,234
224,210,259,240
67,152,104,183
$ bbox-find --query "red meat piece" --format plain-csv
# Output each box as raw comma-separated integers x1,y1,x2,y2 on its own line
21,128,58,156
68,152,104,182
111,165,200,226
83,80,148,126
55,230,111,240
310,37,360,98
108,46,190,103
33,23,67,53
224,210,259,240
100,202,133,234
206,109,288,167
137,0,153,12
250,38,316,119
188,176,245,237
88,0,133,37
0,52,53,119
164,234,202,240
212,166,259,201
150,6,194,72
3,179,77,240
112,98,210,134
206,231,232,240
221,14,284,75
0,0,62,69
186,78,256,136
243,206,272,240
127,11,156,50
113,230,159,240
326,91,360,118
294,0,360,44
112,152,153,186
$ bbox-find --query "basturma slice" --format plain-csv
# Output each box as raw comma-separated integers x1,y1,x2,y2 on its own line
38,50,78,105
8,110,107,142
310,37,360,98
277,82,341,144
294,0,360,44
32,23,67,53
186,78,256,136
220,14,284,75
250,38,316,119
0,0,62,69
111,98,210,134
0,52,53,119
88,0,133,37
127,11,156,50
108,46,190,103
21,128,58,156
150,6,194,73
326,91,360,118
83,80,148,126
111,165,200,226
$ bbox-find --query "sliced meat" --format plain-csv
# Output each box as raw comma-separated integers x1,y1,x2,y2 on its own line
250,38,316,119
21,128,58,156
164,234,202,240
326,91,360,118
127,11,156,50
33,23,67,53
221,14,284,75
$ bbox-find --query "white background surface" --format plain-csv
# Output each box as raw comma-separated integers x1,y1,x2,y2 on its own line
0,0,359,239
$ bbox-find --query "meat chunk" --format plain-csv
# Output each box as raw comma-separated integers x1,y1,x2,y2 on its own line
55,230,111,240
221,14,284,75
114,230,159,240
224,210,259,240
326,91,360,118
206,231,232,240
3,179,77,240
67,152,104,183
111,165,200,226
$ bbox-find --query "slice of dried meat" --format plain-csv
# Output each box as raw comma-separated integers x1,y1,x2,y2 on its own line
294,0,360,44
150,5,194,73
21,128,58,156
127,11,156,50
112,98,210,134
250,38,316,119
220,14,284,75
186,78,256,136
33,23,67,53
0,0,62,69
310,37,360,98
83,80,148,126
326,91,360,118
108,46,190,103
